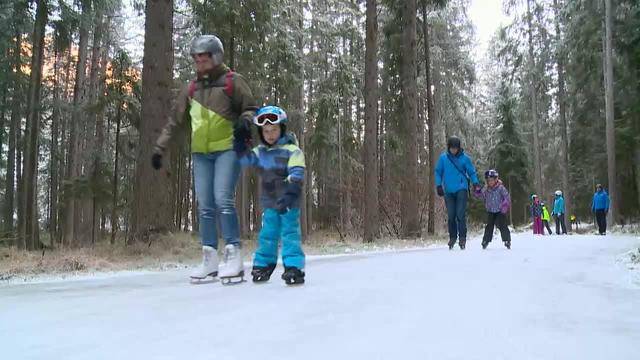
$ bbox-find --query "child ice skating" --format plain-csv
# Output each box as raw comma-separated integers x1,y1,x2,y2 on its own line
238,106,306,285
531,195,543,235
474,169,512,249
541,202,553,235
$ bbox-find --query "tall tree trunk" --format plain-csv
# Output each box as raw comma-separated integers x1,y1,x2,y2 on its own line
78,8,105,245
363,0,379,243
294,0,308,239
56,45,73,243
131,0,175,241
49,43,61,246
20,0,48,250
422,2,436,235
553,0,571,222
93,20,111,244
400,0,420,238
4,26,22,244
111,98,123,245
63,0,90,247
526,0,543,195
0,74,6,170
603,0,617,223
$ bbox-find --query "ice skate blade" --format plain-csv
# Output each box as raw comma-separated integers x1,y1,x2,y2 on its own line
220,271,246,286
189,273,218,284
252,277,271,284
284,280,305,286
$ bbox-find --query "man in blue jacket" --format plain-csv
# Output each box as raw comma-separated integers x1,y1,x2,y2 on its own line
435,136,480,250
552,190,567,235
592,184,610,235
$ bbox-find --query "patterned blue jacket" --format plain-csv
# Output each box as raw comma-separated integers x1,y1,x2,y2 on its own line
240,133,305,209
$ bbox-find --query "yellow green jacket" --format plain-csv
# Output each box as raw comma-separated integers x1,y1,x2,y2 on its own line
542,206,551,221
155,64,257,154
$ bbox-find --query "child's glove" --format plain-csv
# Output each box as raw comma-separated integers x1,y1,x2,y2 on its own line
276,181,302,214
473,184,482,193
233,120,252,154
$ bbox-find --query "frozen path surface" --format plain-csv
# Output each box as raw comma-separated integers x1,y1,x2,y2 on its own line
1,234,639,360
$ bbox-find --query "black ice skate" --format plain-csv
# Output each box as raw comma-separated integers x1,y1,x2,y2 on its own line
251,264,276,283
281,267,305,285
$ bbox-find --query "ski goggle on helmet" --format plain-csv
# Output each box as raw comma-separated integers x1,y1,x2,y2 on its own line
254,106,288,126
484,169,498,179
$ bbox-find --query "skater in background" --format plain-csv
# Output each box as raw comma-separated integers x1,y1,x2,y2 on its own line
435,136,481,250
570,214,580,232
541,202,553,235
552,190,567,235
591,184,610,235
474,169,511,249
152,35,257,282
238,106,306,285
531,195,543,235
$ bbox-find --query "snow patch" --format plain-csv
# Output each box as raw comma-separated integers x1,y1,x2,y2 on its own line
617,246,640,286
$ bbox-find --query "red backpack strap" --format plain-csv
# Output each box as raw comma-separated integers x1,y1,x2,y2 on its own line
188,79,197,99
224,71,235,98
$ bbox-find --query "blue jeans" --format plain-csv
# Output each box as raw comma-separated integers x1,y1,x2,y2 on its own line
193,151,240,249
445,190,468,242
253,208,305,269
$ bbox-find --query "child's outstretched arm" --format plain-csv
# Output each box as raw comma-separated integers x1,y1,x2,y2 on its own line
287,147,306,184
275,146,306,213
472,185,485,199
500,187,511,214
238,147,260,168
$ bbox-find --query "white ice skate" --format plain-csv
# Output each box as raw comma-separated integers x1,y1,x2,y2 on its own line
190,246,218,283
218,244,245,285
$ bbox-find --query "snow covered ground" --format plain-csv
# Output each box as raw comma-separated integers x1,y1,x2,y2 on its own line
1,233,639,360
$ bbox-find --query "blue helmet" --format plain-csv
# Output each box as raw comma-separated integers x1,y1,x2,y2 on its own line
254,106,288,126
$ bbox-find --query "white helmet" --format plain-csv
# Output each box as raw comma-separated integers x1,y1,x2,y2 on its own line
555,190,562,196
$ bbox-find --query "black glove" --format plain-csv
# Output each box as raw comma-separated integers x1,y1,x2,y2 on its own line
436,185,444,197
151,153,163,170
233,120,252,154
276,182,302,214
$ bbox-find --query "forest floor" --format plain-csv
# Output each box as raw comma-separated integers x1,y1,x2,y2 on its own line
1,223,638,284
1,232,639,359
0,230,447,283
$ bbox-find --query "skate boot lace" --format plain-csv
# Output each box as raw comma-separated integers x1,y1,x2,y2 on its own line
224,246,236,264
203,250,211,268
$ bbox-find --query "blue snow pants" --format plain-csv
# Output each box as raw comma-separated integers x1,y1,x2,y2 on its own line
253,208,305,269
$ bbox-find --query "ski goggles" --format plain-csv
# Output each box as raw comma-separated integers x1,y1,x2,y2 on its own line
254,113,284,126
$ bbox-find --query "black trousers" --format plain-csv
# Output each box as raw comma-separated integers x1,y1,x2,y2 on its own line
483,212,511,244
595,210,607,234
555,214,567,234
542,220,552,235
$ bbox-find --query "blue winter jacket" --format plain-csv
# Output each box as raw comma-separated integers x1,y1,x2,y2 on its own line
552,196,565,215
434,150,479,194
592,190,610,211
240,133,305,209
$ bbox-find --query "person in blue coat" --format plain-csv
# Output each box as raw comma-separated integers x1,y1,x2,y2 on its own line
435,136,480,250
591,184,610,235
552,190,567,234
